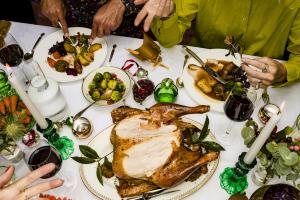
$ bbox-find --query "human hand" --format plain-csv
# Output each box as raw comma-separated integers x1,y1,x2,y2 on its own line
91,0,125,39
134,0,175,32
241,57,287,88
0,163,63,200
41,0,69,37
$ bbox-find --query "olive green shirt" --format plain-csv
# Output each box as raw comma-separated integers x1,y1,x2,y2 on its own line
151,0,300,85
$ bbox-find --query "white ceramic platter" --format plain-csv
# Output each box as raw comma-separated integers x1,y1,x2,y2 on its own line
182,48,262,112
80,117,220,200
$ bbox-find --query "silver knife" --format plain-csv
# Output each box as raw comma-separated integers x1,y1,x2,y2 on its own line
183,46,227,84
127,189,180,200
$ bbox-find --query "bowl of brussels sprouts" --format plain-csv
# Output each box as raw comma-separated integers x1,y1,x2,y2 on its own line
82,66,131,106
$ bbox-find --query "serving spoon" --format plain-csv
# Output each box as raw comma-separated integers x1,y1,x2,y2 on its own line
23,33,45,60
176,55,189,88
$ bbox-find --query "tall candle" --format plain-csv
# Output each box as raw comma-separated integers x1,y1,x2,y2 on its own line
243,102,285,164
5,64,48,129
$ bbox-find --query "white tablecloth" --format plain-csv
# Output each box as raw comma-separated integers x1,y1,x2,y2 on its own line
3,21,300,200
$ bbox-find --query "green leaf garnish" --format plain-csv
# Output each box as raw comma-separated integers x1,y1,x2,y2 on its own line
71,156,96,164
79,145,100,159
191,116,209,144
199,116,209,141
201,141,225,152
97,162,103,185
241,127,255,147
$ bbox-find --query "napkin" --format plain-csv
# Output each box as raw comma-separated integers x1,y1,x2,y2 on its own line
0,20,11,48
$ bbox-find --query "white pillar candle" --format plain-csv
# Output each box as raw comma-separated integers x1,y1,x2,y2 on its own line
6,64,48,129
243,102,285,164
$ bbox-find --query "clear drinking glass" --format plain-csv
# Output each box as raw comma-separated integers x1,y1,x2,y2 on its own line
26,60,69,121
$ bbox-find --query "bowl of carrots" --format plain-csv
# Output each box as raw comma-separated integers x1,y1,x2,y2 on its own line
0,70,35,141
0,94,35,132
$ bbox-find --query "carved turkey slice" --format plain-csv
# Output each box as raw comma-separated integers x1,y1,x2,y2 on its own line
110,103,219,197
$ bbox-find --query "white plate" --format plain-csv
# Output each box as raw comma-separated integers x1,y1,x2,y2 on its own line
80,117,220,200
182,49,262,112
82,66,131,106
33,27,108,82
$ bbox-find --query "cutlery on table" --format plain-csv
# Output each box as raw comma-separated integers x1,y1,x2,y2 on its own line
176,54,189,88
183,45,227,84
73,100,98,120
125,188,180,200
23,32,45,60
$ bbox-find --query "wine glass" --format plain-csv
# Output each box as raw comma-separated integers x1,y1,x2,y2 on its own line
23,139,77,196
0,33,27,89
221,91,254,145
23,139,62,179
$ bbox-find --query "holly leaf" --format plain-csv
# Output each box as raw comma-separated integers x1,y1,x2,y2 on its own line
79,145,99,159
198,116,209,141
191,116,209,144
71,156,96,164
97,162,103,185
201,141,225,152
191,131,201,144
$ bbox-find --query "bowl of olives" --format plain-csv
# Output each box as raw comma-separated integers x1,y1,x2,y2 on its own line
82,66,131,106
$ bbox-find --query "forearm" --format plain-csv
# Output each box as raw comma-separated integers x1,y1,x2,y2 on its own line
151,0,197,48
282,56,300,85
151,12,184,47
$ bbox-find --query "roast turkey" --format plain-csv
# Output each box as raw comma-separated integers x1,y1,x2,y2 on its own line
110,103,219,197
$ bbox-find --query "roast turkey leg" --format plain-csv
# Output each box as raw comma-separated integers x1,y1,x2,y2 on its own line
149,103,210,124
150,151,218,188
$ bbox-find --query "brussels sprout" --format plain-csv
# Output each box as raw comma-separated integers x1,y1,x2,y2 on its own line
79,34,89,45
63,42,76,53
100,79,107,89
88,82,97,90
91,90,101,101
103,72,112,80
93,72,103,82
115,82,125,92
55,60,69,72
108,80,117,90
111,91,122,102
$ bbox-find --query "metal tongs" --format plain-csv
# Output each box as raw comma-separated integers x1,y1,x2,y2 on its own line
125,188,180,200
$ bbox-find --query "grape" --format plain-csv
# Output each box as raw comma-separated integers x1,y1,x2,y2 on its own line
233,68,250,89
284,137,293,143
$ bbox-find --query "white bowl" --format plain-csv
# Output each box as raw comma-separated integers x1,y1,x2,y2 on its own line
82,66,131,106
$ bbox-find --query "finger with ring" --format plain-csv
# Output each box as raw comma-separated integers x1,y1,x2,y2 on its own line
262,64,269,73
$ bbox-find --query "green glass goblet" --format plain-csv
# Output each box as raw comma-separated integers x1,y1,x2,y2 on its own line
154,78,178,103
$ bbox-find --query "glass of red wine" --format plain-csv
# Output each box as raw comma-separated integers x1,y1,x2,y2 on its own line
24,139,62,179
221,91,254,145
23,139,77,196
0,33,28,89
